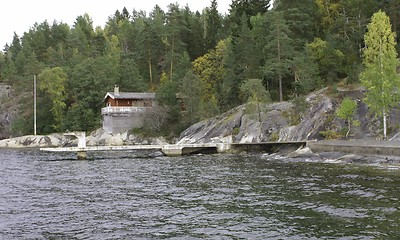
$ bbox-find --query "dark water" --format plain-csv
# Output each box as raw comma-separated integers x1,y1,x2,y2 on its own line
0,149,399,239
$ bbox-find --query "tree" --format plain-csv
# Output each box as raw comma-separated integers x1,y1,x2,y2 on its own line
192,40,226,103
314,0,342,29
7,33,22,62
306,37,345,84
179,70,204,125
229,0,271,29
262,11,295,102
38,67,68,131
240,78,271,103
119,56,146,92
336,97,359,138
274,0,318,50
360,10,400,139
220,13,263,110
186,11,206,60
291,50,321,95
156,72,180,123
164,3,188,81
205,0,222,51
240,78,271,124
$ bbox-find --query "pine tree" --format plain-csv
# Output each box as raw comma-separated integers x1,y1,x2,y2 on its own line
262,11,295,102
205,0,222,51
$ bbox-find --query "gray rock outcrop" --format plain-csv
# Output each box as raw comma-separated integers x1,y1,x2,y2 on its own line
178,90,331,144
0,134,67,148
87,128,169,146
279,89,334,141
0,129,169,148
178,88,398,144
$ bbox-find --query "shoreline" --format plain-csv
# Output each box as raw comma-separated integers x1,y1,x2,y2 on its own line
1,134,400,162
307,139,400,157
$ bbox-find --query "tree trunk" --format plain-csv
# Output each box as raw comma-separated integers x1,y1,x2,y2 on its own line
148,52,153,90
170,32,175,80
277,20,283,102
346,121,351,138
383,110,387,140
278,30,283,102
278,75,283,102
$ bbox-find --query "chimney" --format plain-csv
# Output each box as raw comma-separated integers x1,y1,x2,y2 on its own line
114,85,119,95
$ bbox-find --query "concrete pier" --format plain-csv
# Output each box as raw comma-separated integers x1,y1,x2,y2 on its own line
307,140,400,156
41,144,219,158
41,140,308,159
231,141,307,153
40,131,310,159
64,131,86,148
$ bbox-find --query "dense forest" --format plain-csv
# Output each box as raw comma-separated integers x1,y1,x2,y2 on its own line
0,0,399,137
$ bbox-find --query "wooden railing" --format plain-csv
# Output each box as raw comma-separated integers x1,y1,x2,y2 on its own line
101,106,151,115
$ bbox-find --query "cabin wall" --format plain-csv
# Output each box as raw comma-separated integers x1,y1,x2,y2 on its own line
102,109,148,133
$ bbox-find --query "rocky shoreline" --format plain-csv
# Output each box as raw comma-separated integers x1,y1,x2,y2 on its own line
1,131,400,166
0,129,169,148
1,88,400,164
286,145,400,165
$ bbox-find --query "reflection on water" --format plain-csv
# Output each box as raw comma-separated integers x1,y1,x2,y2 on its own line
0,149,399,239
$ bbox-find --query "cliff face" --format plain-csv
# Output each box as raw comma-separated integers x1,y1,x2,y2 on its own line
0,84,16,140
178,89,333,144
178,88,399,144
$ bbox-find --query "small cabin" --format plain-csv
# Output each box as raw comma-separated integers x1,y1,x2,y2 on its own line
103,86,155,108
101,86,156,133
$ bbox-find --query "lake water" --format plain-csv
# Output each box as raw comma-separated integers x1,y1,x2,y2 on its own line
0,149,399,239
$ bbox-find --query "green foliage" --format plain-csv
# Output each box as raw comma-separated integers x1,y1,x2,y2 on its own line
262,11,295,102
319,129,343,140
62,103,99,132
240,78,271,122
11,116,33,137
360,10,400,139
291,51,321,94
205,0,222,51
240,78,271,104
306,38,345,84
192,40,226,103
269,132,280,142
335,97,360,138
38,67,67,131
336,97,357,121
1,1,397,138
229,0,271,29
156,72,180,123
232,127,240,136
179,70,203,124
292,96,309,114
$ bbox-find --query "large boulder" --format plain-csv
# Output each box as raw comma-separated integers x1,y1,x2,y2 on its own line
86,128,169,146
279,89,334,141
0,134,66,148
178,101,293,144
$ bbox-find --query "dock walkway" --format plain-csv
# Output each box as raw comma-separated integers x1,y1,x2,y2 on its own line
307,140,400,156
41,141,307,159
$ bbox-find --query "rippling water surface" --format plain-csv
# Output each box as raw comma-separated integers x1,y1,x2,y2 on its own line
0,149,399,239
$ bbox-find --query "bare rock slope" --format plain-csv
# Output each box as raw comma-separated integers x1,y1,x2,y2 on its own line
178,88,398,144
